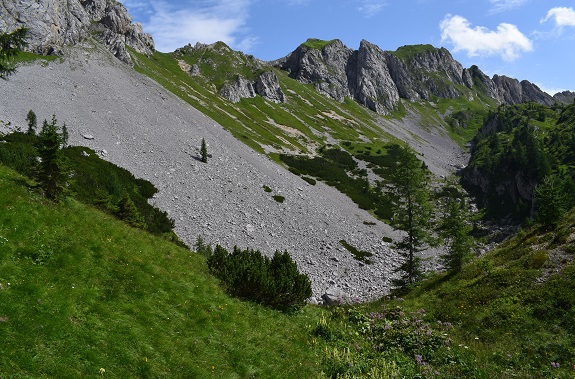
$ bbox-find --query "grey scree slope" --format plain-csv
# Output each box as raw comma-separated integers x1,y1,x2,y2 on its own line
0,43,445,302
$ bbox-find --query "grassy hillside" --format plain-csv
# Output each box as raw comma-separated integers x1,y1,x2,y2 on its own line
0,164,322,378
130,44,487,159
314,211,575,378
2,161,574,378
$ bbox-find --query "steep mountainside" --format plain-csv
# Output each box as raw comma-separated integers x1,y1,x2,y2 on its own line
0,0,154,64
273,39,555,114
0,43,405,301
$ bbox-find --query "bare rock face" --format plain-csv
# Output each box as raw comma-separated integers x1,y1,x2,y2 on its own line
554,91,575,104
220,71,285,104
464,65,500,100
351,40,400,113
256,71,285,103
275,39,353,102
220,77,257,103
273,39,558,114
0,0,154,65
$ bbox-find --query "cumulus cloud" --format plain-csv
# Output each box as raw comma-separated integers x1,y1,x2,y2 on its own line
440,14,533,61
541,7,575,28
130,0,256,53
357,0,388,17
489,0,527,13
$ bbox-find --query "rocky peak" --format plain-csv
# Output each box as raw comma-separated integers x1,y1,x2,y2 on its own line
553,91,575,104
273,39,561,114
274,38,354,102
351,40,399,113
0,0,154,65
219,71,286,104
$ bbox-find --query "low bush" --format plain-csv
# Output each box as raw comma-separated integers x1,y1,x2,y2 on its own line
207,245,312,309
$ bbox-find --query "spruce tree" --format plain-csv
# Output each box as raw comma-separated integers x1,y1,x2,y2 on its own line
26,110,37,135
535,174,575,226
36,115,69,202
0,28,28,78
387,145,433,287
117,192,147,229
200,138,208,163
438,183,473,272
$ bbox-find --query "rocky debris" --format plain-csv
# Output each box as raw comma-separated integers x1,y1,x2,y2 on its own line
0,0,154,65
273,39,556,114
0,45,429,301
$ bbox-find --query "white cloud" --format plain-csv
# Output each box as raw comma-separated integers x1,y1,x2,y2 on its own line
357,0,388,17
138,0,255,53
489,0,527,13
541,7,575,28
440,14,533,61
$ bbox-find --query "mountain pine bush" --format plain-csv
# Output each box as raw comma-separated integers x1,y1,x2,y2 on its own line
207,245,312,309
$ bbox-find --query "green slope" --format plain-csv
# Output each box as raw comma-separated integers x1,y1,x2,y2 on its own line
130,43,488,160
313,210,575,378
0,164,322,378
2,159,574,377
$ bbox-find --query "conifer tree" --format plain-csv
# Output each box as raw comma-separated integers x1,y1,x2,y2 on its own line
117,191,147,229
200,138,208,163
26,110,37,135
534,173,575,226
0,28,28,78
438,183,473,272
387,145,433,287
36,115,69,202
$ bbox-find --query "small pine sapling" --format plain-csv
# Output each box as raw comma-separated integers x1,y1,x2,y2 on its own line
200,138,208,163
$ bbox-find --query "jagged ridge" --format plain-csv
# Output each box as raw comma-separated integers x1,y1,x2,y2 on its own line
272,38,557,114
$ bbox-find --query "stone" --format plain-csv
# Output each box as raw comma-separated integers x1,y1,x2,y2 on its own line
321,287,350,306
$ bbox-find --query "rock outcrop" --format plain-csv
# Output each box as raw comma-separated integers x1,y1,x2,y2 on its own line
220,71,286,104
273,39,557,114
554,91,575,104
0,0,154,65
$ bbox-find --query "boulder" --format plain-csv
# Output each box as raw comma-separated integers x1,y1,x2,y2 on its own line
321,287,350,305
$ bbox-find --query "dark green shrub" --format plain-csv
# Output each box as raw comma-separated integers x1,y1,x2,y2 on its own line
0,129,179,241
273,195,285,203
207,245,312,309
340,239,374,264
302,176,316,185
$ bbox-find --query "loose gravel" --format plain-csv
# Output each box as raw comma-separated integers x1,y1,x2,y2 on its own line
0,44,464,302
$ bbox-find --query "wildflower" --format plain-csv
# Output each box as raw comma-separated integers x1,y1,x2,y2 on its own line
551,362,560,369
99,368,105,377
415,354,424,365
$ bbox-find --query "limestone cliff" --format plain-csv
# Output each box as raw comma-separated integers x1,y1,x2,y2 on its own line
273,39,556,114
0,0,154,65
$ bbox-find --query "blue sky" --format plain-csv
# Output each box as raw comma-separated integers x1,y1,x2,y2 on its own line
121,0,575,95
